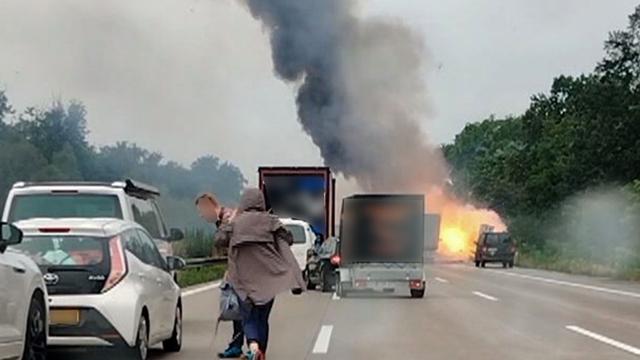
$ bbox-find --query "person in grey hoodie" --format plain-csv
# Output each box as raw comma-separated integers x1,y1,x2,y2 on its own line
215,188,305,359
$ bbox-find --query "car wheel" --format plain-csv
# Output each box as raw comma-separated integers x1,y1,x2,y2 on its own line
410,289,425,298
509,260,515,268
163,304,182,352
320,265,335,293
22,294,47,360
502,262,508,268
481,261,486,268
474,261,480,267
128,315,149,360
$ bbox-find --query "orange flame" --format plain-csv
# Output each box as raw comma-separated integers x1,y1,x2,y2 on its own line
426,187,506,258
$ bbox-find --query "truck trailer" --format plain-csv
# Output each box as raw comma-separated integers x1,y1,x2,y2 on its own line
258,166,335,239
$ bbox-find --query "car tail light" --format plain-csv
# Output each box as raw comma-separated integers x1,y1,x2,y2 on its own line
510,245,517,253
482,246,488,253
409,279,424,290
102,236,127,293
330,255,341,266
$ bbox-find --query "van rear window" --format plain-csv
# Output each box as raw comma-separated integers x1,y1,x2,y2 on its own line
485,233,512,246
9,194,122,222
284,224,307,244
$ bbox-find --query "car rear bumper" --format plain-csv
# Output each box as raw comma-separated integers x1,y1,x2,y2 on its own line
49,336,115,347
48,307,127,348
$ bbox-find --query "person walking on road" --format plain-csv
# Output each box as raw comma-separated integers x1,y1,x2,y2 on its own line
195,193,244,359
215,188,305,360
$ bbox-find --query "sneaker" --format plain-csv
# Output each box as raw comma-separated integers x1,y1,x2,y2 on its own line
218,346,243,358
243,350,265,360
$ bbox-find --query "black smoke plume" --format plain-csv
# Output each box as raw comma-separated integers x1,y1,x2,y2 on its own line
244,0,447,191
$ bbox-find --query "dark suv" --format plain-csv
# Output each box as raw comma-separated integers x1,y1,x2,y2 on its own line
474,232,515,268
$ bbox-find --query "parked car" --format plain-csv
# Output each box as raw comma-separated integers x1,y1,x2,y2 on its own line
474,231,516,268
12,218,186,360
2,180,184,259
280,218,316,271
0,222,48,360
305,236,340,292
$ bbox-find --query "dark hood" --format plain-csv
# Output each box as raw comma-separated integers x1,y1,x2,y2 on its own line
239,188,266,212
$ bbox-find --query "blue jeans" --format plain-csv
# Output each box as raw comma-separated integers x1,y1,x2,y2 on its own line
229,320,244,349
241,299,275,353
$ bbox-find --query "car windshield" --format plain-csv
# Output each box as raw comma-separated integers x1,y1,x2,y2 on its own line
284,224,307,244
12,235,107,267
9,194,122,222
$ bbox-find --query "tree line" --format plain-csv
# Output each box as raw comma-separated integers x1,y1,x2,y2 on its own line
443,5,640,278
0,93,246,231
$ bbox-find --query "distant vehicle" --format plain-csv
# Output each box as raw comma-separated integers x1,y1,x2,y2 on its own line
280,218,316,271
2,180,185,259
12,218,186,360
259,167,336,241
336,194,426,298
474,231,515,268
0,222,48,360
305,236,340,292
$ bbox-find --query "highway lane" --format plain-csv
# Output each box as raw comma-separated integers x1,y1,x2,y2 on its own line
51,264,640,360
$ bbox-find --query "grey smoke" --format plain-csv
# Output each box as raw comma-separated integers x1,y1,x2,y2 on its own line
243,0,448,191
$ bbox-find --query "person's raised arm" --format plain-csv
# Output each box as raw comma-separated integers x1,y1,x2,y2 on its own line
213,223,233,250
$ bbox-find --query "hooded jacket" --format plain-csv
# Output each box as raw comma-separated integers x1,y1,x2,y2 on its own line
214,188,305,304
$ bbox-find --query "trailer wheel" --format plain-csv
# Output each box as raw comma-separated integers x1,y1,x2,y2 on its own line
410,289,425,298
336,281,348,298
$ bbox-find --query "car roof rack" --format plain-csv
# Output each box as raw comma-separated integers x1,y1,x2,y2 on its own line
12,179,161,197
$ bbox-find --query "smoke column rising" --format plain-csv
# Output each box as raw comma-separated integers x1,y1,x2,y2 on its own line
243,0,448,191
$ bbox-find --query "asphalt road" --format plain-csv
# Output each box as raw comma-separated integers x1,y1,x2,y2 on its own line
53,263,640,360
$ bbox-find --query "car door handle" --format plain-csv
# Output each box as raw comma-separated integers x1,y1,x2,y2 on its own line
12,267,26,274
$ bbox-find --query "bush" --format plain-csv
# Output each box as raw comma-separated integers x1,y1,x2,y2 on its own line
174,228,216,259
177,264,226,288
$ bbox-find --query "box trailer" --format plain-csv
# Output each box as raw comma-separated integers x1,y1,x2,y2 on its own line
336,194,426,298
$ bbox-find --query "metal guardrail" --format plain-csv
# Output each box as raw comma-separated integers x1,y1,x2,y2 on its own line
184,257,228,268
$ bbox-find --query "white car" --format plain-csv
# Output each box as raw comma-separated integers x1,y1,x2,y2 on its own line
0,222,48,360
280,218,316,270
12,218,185,360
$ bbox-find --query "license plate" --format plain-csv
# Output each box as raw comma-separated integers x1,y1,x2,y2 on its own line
50,309,80,326
488,248,497,255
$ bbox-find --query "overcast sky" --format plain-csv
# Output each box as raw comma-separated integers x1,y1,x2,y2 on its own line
0,0,637,187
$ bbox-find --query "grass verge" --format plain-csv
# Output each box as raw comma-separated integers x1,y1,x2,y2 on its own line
177,264,226,288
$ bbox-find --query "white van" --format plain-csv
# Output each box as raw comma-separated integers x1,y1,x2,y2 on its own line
280,218,316,270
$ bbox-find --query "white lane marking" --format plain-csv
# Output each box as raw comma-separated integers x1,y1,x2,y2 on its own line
494,271,640,299
182,281,221,297
312,325,334,354
472,291,499,301
332,292,340,300
434,277,449,283
566,325,640,356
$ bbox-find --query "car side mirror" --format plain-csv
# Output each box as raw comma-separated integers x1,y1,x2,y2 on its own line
0,222,23,254
166,256,186,271
167,228,185,242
